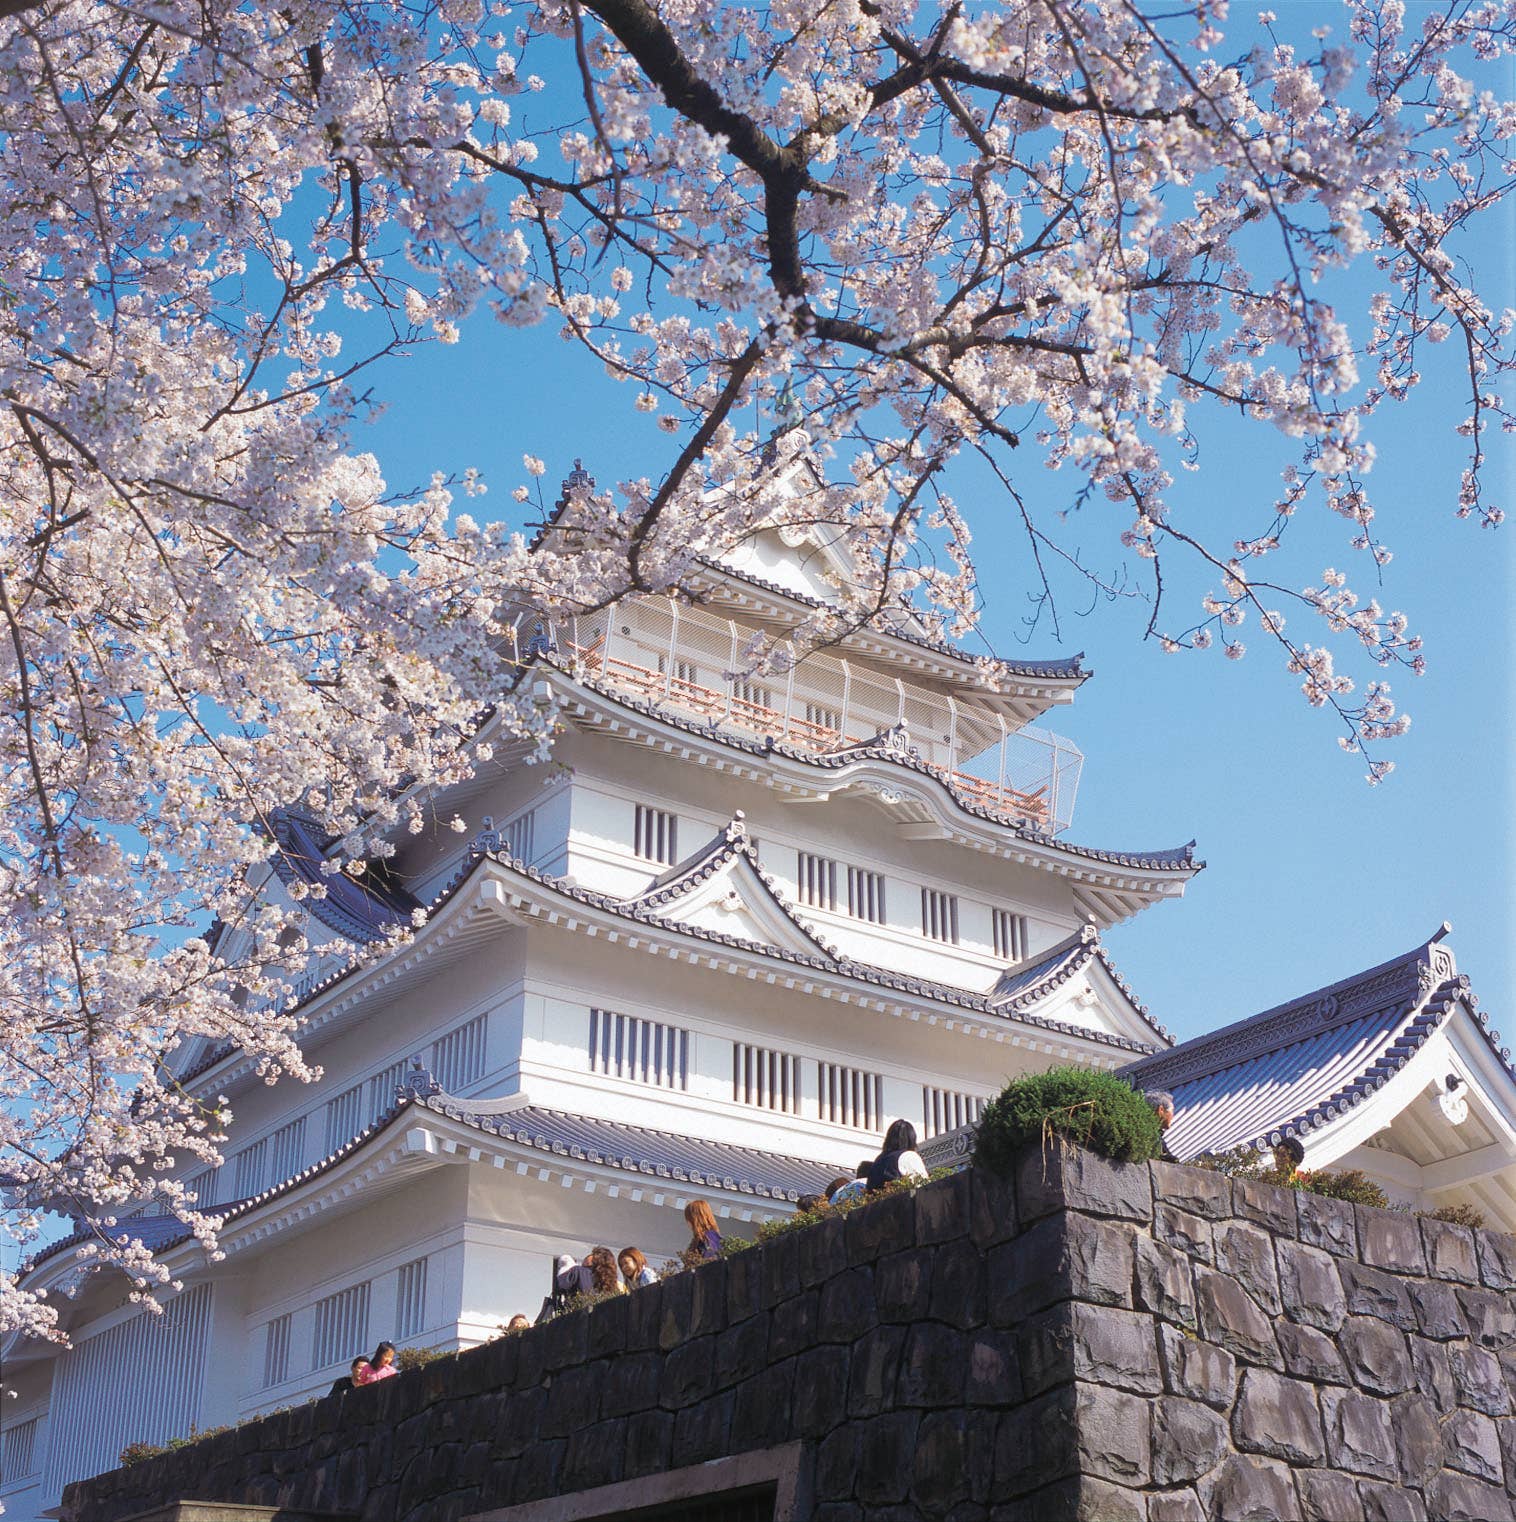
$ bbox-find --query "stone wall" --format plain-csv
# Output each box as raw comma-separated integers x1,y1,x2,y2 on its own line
63,1150,1516,1522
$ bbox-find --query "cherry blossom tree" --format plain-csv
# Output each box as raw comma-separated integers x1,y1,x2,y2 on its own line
0,0,1510,1335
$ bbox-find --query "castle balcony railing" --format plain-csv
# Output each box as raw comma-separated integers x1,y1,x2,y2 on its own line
508,600,1082,834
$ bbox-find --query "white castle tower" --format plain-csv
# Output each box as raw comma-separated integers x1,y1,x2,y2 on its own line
9,466,1510,1515
1,470,1197,1511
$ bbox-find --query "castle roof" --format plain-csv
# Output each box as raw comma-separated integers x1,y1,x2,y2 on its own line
22,1097,844,1282
1123,927,1516,1162
267,808,420,943
547,657,1200,885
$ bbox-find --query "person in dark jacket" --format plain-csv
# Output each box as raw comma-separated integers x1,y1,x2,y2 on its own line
865,1119,929,1193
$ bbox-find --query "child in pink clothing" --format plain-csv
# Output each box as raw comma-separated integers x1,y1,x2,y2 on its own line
355,1342,397,1383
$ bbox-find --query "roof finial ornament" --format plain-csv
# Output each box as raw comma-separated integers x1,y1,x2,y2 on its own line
555,458,596,511
726,810,748,844
1432,920,1453,943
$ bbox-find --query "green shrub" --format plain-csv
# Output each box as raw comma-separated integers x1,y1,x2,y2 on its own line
973,1067,1163,1171
395,1345,447,1372
1294,1167,1389,1208
1428,1201,1486,1229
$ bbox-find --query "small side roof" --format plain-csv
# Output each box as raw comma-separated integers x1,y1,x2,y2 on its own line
1123,926,1516,1162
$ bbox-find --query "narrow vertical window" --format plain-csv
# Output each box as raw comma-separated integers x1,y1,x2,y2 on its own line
796,851,838,910
921,888,960,944
846,866,886,923
634,804,678,864
921,1087,987,1139
263,1313,292,1388
993,908,1029,961
395,1257,428,1340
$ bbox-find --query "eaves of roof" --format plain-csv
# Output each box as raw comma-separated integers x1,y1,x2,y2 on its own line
24,1097,845,1279
545,657,1200,878
468,849,1162,1057
1122,931,1515,1159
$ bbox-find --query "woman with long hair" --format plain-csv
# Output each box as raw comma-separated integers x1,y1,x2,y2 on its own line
684,1199,722,1261
864,1119,928,1193
585,1245,627,1293
618,1246,659,1288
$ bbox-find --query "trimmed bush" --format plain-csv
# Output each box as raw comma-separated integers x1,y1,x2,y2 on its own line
1294,1167,1389,1208
1429,1201,1486,1229
973,1067,1163,1170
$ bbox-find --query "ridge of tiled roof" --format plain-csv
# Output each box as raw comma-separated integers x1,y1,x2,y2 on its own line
986,925,1171,1046
548,658,1200,876
1122,929,1515,1160
691,557,1090,682
1124,931,1453,1093
623,814,843,961
470,849,1161,1056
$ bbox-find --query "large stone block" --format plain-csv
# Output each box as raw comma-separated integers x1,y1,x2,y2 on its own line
897,1321,970,1408
1409,1335,1457,1414
1340,1316,1413,1395
1197,1453,1300,1522
1277,1238,1346,1331
819,1266,878,1343
1146,1489,1204,1522
1477,1229,1516,1291
989,1216,1069,1324
1421,1217,1480,1283
1318,1389,1397,1480
815,1421,862,1501
911,1408,993,1511
1134,1236,1196,1329
1194,1266,1282,1369
797,1212,849,1288
1157,1322,1237,1408
1452,1343,1512,1417
731,1361,793,1449
993,1387,1077,1496
846,1188,917,1265
966,1328,1021,1406
1296,1470,1364,1522
658,1336,718,1409
855,1411,921,1506
1339,1261,1416,1329
1277,1321,1348,1384
1458,1284,1516,1349
1357,1207,1427,1275
790,1344,851,1437
1358,1478,1430,1522
1076,1383,1151,1485
1445,1408,1504,1484
1150,1396,1228,1486
930,1235,989,1329
1235,1176,1298,1237
1408,1276,1470,1340
1296,1191,1358,1258
1427,1470,1516,1522
915,1169,972,1246
1016,1144,1154,1223
670,1388,735,1468
847,1324,908,1419
1232,1367,1326,1465
1068,1302,1161,1393
1016,1305,1075,1399
998,1475,1148,1522
969,1164,1018,1251
1153,1204,1213,1265
768,1286,818,1359
620,1407,673,1479
715,1315,769,1387
875,1248,932,1322
1065,1212,1139,1307
1389,1392,1444,1487
1150,1160,1232,1220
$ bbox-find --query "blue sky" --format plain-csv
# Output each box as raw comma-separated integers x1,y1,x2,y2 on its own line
338,0,1511,1047
361,267,1511,1048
